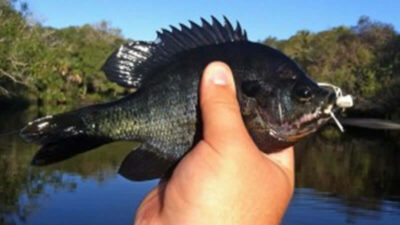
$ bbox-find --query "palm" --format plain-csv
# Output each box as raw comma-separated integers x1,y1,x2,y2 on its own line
135,140,294,225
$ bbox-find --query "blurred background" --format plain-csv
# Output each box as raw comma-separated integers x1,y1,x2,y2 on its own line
1,0,399,224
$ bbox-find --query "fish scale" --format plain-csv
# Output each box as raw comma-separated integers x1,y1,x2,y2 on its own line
20,17,338,181
82,68,200,159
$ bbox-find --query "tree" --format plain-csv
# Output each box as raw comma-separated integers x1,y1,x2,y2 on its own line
263,16,400,117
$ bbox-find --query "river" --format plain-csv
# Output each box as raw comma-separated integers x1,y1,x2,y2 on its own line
1,107,399,225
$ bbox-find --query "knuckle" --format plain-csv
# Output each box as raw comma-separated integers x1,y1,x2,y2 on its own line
200,98,240,112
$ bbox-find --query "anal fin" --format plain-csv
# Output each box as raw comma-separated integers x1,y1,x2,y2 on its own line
118,144,175,181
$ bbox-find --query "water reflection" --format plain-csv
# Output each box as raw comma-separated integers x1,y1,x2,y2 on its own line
283,188,400,225
289,128,400,224
295,128,400,205
0,108,400,225
0,108,139,225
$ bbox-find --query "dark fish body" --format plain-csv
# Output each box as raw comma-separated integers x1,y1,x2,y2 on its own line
21,17,337,181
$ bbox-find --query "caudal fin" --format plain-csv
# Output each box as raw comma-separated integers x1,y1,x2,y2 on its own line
20,112,111,166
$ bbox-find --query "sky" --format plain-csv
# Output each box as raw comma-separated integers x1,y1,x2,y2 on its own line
24,0,400,41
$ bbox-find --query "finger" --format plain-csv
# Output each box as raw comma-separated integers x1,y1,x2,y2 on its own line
200,61,255,152
134,185,163,225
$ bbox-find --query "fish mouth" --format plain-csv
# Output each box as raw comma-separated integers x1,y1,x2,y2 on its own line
267,104,334,142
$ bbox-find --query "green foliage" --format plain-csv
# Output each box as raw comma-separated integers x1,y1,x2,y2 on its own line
0,0,399,117
0,0,124,105
264,17,400,117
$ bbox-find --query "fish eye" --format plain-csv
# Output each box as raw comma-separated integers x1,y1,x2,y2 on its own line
295,86,313,102
241,80,261,97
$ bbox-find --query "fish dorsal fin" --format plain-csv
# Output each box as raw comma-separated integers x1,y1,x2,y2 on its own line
102,16,247,89
155,16,248,60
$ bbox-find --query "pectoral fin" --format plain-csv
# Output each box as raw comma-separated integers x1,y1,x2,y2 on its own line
118,144,175,181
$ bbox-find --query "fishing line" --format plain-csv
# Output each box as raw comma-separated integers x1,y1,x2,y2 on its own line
340,118,400,130
318,82,400,131
318,82,354,109
318,82,354,132
329,111,344,132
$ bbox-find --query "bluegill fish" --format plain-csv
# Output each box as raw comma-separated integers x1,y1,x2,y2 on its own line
21,17,338,181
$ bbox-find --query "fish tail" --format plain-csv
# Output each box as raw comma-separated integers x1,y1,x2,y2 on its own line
20,111,111,166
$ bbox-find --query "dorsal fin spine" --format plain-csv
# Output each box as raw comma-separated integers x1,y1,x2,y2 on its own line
189,20,211,44
156,31,176,55
170,26,193,48
176,26,197,48
235,21,243,40
200,18,218,43
179,23,201,46
223,16,235,41
211,16,226,43
161,29,184,51
243,30,248,40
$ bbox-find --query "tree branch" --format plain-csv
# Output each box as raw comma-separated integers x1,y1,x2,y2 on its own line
0,68,27,86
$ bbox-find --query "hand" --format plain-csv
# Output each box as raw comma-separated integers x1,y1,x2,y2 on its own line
134,62,295,225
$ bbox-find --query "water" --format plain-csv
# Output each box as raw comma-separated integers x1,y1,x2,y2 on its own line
1,108,400,225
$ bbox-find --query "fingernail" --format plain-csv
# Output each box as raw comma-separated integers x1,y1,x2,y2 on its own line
211,70,228,86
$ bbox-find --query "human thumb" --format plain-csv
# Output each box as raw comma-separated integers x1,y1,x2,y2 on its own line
200,61,254,153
